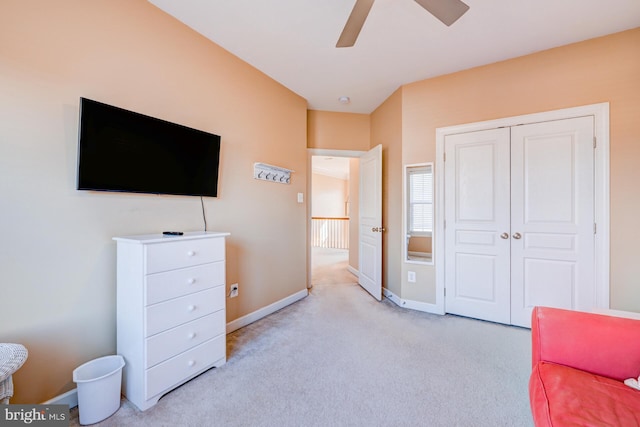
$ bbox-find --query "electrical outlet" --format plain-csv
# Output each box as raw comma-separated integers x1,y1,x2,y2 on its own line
407,271,416,283
229,283,239,298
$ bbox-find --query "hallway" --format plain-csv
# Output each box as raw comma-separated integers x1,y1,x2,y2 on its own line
311,247,358,286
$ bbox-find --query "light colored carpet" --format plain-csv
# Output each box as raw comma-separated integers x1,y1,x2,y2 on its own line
70,249,533,426
311,247,357,286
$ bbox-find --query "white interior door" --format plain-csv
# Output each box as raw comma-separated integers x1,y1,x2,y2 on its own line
444,117,595,327
510,117,595,327
359,144,382,300
444,128,511,324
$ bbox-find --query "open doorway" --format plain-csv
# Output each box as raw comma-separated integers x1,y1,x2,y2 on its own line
310,154,359,286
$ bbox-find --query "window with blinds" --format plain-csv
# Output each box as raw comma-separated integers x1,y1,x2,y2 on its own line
407,164,433,236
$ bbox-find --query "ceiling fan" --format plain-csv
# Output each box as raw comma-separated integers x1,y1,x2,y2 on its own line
336,0,470,48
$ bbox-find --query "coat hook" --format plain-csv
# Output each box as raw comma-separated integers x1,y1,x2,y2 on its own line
254,163,294,185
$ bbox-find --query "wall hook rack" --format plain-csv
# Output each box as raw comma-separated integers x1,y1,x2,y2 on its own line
254,163,294,184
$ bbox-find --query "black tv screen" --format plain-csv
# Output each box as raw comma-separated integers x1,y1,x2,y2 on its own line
77,97,221,197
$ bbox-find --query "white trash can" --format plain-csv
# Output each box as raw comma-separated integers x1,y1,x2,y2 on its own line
73,355,125,425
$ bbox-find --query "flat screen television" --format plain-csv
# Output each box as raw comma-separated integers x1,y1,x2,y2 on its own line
77,97,221,197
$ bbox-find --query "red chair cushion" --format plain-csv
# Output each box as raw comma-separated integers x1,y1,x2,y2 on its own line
530,361,640,426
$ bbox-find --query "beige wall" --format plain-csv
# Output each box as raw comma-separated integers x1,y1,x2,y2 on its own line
311,173,348,217
408,237,431,254
401,28,640,310
308,110,370,151
370,89,403,296
0,0,308,404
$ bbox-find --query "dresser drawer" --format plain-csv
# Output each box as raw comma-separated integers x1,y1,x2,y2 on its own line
146,262,224,305
145,286,225,337
146,335,225,399
145,238,225,274
146,310,225,368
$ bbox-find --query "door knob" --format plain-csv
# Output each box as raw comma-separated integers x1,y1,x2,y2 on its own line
500,232,509,239
513,232,522,240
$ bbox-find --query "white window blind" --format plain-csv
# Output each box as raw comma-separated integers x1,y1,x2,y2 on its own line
408,165,433,235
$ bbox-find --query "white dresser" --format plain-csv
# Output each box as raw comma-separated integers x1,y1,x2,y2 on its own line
113,231,229,411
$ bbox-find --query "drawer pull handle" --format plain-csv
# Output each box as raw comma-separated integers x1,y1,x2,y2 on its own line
187,305,196,312
187,278,196,285
187,251,195,257
188,360,196,367
188,332,196,339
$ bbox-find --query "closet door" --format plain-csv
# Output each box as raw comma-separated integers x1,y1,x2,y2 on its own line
444,128,511,324
443,117,595,327
510,117,595,327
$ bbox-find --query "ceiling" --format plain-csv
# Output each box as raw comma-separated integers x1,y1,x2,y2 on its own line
312,156,351,180
148,0,640,113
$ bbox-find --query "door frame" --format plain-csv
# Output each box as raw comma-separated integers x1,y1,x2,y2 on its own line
307,148,366,289
434,103,610,316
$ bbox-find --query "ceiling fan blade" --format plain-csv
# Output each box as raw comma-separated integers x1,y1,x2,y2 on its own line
336,0,375,48
414,0,469,26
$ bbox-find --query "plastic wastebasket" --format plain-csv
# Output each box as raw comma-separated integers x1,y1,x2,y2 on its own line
73,355,125,425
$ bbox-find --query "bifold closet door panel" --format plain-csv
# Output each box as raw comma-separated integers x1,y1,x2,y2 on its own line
510,116,595,327
444,128,511,324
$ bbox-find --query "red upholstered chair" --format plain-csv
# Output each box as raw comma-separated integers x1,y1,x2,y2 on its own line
529,306,640,426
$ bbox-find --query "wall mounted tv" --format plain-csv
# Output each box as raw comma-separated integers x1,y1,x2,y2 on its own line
77,97,221,197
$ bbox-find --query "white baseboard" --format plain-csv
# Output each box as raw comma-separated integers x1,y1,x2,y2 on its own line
382,287,402,306
403,298,442,314
42,388,78,408
347,265,358,277
383,288,443,315
226,288,308,334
